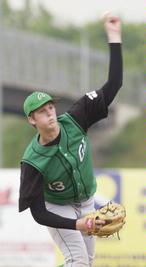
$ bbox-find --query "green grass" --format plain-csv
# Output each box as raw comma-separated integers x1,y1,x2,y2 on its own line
101,114,145,168
3,115,36,167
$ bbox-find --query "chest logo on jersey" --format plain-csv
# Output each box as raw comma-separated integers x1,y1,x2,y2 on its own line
78,137,86,162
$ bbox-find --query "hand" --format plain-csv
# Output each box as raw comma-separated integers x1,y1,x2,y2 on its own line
101,11,122,43
76,216,105,232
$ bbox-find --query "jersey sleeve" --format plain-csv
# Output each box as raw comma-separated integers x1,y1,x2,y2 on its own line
19,162,43,212
68,88,108,132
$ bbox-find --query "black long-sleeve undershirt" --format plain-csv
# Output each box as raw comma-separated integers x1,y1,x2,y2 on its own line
68,43,122,131
19,43,123,230
30,187,77,229
104,43,122,106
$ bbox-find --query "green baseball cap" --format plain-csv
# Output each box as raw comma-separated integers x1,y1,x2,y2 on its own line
23,91,53,116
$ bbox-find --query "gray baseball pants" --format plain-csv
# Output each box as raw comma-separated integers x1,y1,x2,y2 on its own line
45,197,96,267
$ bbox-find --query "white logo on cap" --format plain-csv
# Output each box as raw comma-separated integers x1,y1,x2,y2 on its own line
37,93,46,101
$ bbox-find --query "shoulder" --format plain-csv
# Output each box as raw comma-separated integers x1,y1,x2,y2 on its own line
22,135,37,159
58,112,85,133
58,112,76,125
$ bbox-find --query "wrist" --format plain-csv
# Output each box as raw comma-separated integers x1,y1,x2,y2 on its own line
76,219,82,230
107,34,122,43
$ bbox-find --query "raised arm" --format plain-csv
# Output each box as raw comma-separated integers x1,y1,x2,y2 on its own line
68,13,123,131
101,12,123,106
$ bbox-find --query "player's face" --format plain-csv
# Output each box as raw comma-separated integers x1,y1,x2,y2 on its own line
28,102,58,131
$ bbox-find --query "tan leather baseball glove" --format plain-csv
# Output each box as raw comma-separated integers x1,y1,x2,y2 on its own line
85,202,126,239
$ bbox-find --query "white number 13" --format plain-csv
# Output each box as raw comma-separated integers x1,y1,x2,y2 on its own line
48,181,65,191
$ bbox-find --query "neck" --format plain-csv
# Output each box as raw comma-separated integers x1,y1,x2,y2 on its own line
39,124,60,145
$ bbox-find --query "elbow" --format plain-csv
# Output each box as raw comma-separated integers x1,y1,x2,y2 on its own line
32,214,42,225
118,72,123,88
118,78,123,89
32,213,43,225
30,208,46,226
108,74,123,90
112,79,123,91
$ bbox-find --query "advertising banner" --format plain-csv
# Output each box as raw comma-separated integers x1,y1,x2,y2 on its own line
0,169,56,267
0,169,145,267
94,169,146,267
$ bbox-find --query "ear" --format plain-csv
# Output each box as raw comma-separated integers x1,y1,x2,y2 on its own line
28,115,36,127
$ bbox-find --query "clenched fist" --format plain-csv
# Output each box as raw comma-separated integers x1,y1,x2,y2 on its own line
101,12,122,43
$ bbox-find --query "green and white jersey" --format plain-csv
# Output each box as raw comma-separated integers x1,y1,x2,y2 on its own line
22,113,97,204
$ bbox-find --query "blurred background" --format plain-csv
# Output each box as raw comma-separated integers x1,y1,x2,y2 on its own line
0,1,145,267
0,0,145,169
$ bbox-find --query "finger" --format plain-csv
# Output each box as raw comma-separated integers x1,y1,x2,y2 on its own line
95,224,104,230
100,11,120,24
95,219,105,225
100,10,111,22
86,218,94,229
